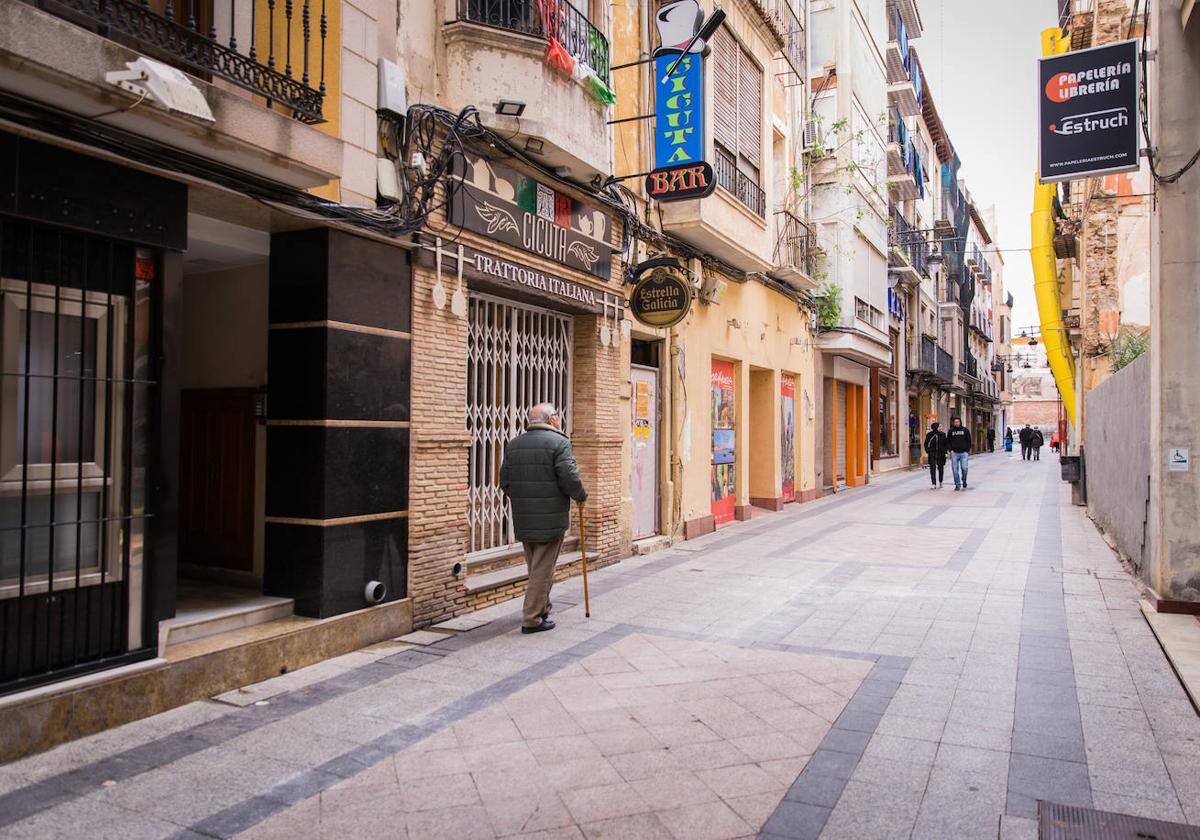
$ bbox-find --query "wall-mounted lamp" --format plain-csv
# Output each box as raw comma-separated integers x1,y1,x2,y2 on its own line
524,137,545,154
495,99,526,117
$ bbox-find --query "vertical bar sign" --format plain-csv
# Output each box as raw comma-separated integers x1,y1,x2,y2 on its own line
648,53,715,202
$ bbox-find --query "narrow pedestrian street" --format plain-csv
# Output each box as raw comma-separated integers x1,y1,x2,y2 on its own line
1,454,1196,840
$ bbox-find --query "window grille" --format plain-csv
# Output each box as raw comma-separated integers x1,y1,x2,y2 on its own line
466,294,572,554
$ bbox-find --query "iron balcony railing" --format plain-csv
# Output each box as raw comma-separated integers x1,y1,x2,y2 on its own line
936,346,954,381
29,0,328,122
715,146,766,217
774,210,818,276
888,107,908,147
764,0,806,80
889,208,929,276
960,355,979,379
459,0,610,83
913,334,937,375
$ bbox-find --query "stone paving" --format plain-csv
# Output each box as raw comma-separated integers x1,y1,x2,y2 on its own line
1,455,1199,839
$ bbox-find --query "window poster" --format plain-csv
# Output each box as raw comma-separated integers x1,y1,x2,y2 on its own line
711,359,736,525
781,374,796,503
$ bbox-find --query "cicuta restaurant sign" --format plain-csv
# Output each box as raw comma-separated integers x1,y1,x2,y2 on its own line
647,1,715,203
447,153,614,280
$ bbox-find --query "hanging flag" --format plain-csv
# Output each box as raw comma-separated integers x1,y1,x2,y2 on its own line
586,74,616,105
546,37,576,77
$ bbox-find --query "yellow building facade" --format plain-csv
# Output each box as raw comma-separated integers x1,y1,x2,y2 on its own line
612,0,821,543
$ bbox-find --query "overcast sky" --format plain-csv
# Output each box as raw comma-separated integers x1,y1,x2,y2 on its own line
914,0,1053,331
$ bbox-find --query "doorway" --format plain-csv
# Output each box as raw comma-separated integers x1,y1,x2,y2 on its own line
630,339,660,540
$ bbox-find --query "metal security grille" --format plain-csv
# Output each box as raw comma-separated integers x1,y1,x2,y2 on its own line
0,218,155,693
467,294,572,554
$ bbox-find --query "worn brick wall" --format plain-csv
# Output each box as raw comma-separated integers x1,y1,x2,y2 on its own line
570,314,628,566
1011,400,1061,432
408,262,472,628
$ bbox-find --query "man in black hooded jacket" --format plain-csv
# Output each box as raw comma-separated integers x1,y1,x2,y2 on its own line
924,422,948,488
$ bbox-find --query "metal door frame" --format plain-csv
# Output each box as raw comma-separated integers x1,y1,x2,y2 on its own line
466,292,573,555
630,362,660,539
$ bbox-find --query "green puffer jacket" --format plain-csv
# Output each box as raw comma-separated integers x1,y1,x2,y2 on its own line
499,424,588,543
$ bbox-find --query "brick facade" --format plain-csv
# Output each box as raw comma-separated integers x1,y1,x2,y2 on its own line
406,157,627,629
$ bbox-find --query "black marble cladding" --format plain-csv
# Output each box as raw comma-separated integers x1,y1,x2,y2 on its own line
266,427,409,520
269,229,412,333
268,327,410,422
264,518,407,618
265,229,412,618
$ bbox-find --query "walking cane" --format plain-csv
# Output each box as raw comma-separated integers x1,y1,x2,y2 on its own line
578,502,591,618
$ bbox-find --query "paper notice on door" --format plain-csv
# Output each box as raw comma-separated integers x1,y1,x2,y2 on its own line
635,381,650,422
1168,447,1190,472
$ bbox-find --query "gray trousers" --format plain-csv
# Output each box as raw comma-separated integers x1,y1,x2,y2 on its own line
521,535,563,628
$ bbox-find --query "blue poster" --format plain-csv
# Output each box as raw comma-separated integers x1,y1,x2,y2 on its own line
654,53,704,170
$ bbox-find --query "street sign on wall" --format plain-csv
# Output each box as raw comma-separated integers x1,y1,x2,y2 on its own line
1039,40,1140,183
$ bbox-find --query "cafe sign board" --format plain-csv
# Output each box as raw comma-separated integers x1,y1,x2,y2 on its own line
447,153,614,280
1039,40,1140,182
629,259,692,328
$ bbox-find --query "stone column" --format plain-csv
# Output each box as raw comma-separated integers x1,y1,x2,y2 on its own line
264,229,411,618
1148,0,1200,606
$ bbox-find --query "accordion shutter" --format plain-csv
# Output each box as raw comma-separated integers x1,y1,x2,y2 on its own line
738,50,763,168
711,27,738,152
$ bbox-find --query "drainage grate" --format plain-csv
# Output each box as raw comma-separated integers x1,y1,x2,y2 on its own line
1039,801,1200,840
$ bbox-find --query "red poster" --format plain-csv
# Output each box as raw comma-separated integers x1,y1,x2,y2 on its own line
711,360,736,525
781,374,796,503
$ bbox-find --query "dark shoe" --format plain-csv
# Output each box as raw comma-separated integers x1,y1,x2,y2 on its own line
521,619,556,635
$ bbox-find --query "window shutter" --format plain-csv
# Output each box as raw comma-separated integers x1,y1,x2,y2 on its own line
711,27,738,152
737,47,763,168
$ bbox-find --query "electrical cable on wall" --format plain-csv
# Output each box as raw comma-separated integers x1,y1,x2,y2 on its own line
1130,0,1199,184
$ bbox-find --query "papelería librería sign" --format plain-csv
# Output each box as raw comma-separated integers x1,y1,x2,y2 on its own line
629,258,692,328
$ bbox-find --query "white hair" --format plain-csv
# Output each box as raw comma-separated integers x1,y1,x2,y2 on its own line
528,402,557,424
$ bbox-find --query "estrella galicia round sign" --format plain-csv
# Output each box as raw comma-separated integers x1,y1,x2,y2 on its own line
631,268,692,328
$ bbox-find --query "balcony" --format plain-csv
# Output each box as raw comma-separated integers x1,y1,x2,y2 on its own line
911,335,954,385
447,0,612,179
659,146,772,273
887,130,921,202
770,210,819,291
889,0,922,39
959,354,979,381
20,0,328,122
757,0,806,81
887,39,922,117
885,9,909,85
889,208,928,281
886,109,908,175
1,0,341,188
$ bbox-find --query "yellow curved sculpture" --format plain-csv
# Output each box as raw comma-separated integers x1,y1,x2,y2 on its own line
1031,27,1077,427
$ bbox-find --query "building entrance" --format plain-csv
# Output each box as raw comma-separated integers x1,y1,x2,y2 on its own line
466,294,573,555
0,220,155,691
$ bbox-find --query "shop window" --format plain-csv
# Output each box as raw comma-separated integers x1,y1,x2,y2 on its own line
879,375,899,458
1,278,129,590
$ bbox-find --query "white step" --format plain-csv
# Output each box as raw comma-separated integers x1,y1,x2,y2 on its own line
162,594,295,649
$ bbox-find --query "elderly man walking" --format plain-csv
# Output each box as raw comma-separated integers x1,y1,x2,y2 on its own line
500,403,588,634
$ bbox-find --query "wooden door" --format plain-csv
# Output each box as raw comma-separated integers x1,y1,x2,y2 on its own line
179,389,256,573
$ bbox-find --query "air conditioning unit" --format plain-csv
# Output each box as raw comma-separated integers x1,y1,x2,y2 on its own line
802,119,820,152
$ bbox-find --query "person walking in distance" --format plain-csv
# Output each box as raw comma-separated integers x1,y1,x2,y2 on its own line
1031,427,1045,461
1004,427,1014,453
1019,424,1033,461
924,422,948,489
947,416,972,490
499,402,588,634
987,427,996,453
